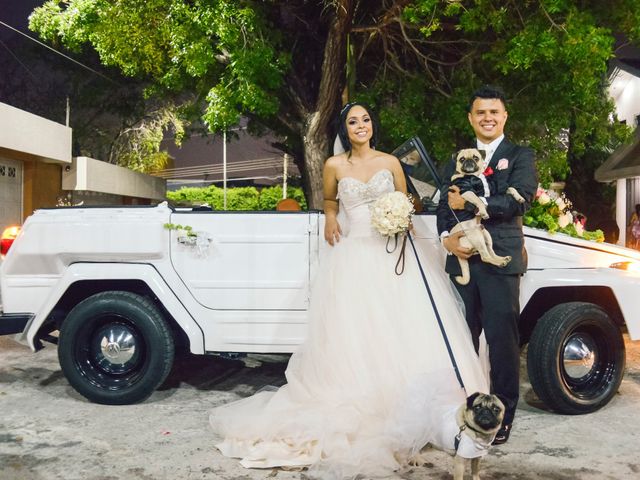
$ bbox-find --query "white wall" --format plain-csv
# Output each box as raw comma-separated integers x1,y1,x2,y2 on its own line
62,156,166,201
0,102,72,164
609,67,640,126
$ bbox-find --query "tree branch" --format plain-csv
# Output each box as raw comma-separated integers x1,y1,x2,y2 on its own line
310,0,355,137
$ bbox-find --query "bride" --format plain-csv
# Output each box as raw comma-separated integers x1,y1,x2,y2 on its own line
210,103,489,479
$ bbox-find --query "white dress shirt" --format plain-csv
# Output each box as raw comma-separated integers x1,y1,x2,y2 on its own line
476,134,504,168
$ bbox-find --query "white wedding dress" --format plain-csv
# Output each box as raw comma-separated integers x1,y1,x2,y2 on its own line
210,168,489,479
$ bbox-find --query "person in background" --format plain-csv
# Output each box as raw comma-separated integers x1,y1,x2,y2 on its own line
628,203,640,249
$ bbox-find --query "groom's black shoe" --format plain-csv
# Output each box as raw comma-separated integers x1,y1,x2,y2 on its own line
492,423,512,445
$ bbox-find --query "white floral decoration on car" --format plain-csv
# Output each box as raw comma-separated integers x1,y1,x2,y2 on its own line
370,191,415,237
537,189,552,205
164,222,213,256
557,211,573,229
523,186,604,242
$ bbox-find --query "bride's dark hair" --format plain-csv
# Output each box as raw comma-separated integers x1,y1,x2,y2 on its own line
336,102,379,155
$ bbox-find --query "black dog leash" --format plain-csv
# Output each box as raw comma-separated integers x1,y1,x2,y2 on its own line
386,233,409,275
406,232,465,390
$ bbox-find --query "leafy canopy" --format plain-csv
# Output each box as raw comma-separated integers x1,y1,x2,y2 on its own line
30,0,288,133
361,0,638,186
30,0,640,192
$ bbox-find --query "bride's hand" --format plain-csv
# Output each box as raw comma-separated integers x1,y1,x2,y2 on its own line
324,217,342,246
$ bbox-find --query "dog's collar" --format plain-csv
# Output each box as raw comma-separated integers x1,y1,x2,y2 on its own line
454,422,494,452
463,421,491,436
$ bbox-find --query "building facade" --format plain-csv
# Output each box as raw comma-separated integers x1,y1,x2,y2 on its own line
597,60,640,246
0,102,72,229
0,102,166,231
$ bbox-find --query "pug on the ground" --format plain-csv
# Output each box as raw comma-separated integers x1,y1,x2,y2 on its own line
451,392,505,480
402,392,505,479
448,148,524,285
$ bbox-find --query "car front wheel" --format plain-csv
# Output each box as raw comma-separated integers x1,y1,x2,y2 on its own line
527,302,625,414
58,291,174,405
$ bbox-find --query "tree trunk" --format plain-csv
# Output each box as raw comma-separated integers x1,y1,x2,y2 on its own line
303,112,330,209
300,0,354,210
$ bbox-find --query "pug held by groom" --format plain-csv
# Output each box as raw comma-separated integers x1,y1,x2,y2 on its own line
436,85,538,445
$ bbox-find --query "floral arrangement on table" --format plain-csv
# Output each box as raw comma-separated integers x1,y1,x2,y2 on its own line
370,191,415,274
523,187,604,242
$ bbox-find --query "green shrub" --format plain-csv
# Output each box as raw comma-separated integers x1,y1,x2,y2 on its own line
258,185,308,210
167,184,307,211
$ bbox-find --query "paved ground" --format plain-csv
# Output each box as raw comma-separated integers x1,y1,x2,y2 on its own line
1,335,639,480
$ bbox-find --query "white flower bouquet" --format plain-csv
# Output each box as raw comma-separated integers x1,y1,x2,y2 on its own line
370,191,415,275
370,191,415,237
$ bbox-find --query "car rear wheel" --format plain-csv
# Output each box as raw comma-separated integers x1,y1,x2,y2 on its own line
527,302,625,414
58,291,174,405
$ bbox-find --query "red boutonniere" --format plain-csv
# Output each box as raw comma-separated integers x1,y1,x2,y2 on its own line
483,166,494,177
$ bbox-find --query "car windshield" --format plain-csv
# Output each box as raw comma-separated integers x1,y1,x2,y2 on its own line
393,138,442,207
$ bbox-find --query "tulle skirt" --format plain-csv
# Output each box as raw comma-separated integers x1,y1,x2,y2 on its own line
210,231,489,479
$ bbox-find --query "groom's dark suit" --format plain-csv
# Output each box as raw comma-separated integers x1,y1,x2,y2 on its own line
436,138,537,426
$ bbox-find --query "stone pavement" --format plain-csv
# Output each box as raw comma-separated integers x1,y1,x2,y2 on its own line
1,335,639,480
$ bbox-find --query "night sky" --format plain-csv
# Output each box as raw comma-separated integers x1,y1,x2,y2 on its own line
0,1,39,34
0,1,88,121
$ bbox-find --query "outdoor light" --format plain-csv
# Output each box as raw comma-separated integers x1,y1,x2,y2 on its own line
0,225,20,258
609,261,640,274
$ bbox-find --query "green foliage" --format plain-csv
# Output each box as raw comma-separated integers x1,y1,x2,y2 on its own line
111,105,185,172
28,0,640,207
257,186,308,210
30,0,288,132
359,75,472,165
166,185,307,211
163,223,195,236
372,0,640,186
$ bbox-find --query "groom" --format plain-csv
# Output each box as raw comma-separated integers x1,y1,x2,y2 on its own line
436,85,537,444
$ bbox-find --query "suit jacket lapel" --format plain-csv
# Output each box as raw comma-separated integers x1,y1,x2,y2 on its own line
488,138,514,170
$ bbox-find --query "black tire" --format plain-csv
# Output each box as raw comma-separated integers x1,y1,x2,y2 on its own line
58,291,175,405
527,302,625,414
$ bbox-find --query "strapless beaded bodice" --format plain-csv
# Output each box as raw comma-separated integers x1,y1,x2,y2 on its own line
337,169,395,238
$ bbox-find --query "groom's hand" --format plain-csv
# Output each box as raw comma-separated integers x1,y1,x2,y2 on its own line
442,231,473,259
447,185,466,210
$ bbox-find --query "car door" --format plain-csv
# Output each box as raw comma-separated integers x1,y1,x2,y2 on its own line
169,211,318,311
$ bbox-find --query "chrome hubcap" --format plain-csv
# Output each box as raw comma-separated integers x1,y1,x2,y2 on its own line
96,325,137,369
563,333,596,379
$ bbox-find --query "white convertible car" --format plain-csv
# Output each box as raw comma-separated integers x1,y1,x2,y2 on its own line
1,138,639,414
